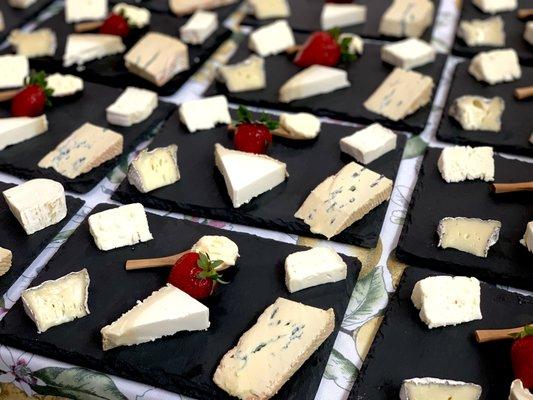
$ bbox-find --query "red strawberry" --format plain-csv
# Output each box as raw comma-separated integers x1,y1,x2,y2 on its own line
99,13,130,37
294,31,341,67
11,71,52,117
233,106,277,154
167,252,226,299
511,325,533,389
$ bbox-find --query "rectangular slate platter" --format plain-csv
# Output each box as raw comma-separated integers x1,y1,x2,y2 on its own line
206,34,447,133
436,62,533,157
396,147,533,290
0,203,360,400
242,0,441,43
0,0,53,42
452,0,533,66
112,108,407,248
109,0,241,18
348,267,533,400
0,181,84,299
0,79,175,194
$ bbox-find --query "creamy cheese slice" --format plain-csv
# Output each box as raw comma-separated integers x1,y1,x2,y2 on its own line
469,49,521,85
400,377,482,400
472,0,517,14
438,217,501,257
179,95,231,132
449,95,505,132
249,20,295,57
46,74,84,97
0,115,48,150
525,22,533,46
190,235,239,270
63,34,125,67
438,146,494,183
218,55,266,93
65,0,108,23
112,3,151,28
8,29,56,58
0,55,29,90
509,379,533,400
340,123,397,165
380,0,434,38
521,221,533,254
180,10,218,45
458,16,505,47
275,112,321,140
106,86,158,127
0,247,12,277
169,0,237,16
101,284,210,350
8,0,37,9
127,145,180,193
247,0,290,19
381,38,436,70
321,3,366,30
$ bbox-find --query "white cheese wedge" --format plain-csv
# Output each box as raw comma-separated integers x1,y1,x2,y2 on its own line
509,379,533,400
127,145,180,193
249,20,295,57
3,179,67,235
438,217,501,257
65,0,108,23
101,284,209,350
125,32,189,87
400,377,482,400
63,34,125,67
521,221,533,254
8,29,57,58
88,203,153,251
469,49,521,85
169,0,237,16
338,33,364,55
0,247,12,277
285,247,347,293
22,270,90,333
411,275,482,329
364,68,434,121
180,10,218,45
46,73,84,97
218,55,266,93
438,146,494,183
525,22,533,46
112,3,151,28
8,0,37,9
449,95,504,132
472,0,517,14
321,3,366,30
0,115,48,150
214,297,334,400
279,65,350,103
458,16,505,47
190,235,239,270
38,122,123,179
295,162,393,239
381,38,436,70
215,143,288,208
380,0,434,38
247,0,290,19
340,123,397,164
0,55,29,90
106,86,158,127
178,95,231,133
275,112,321,140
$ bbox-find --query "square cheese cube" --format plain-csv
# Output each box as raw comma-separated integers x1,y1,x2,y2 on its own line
437,146,494,183
0,55,29,90
0,247,12,277
380,0,434,38
340,123,397,164
247,0,290,19
180,10,218,45
458,16,505,47
521,221,533,253
449,95,504,132
65,0,108,23
472,0,517,14
321,4,366,30
127,145,181,193
106,86,158,127
179,95,231,132
469,49,521,85
249,20,295,57
218,55,266,93
381,38,436,70
8,29,57,58
438,217,501,257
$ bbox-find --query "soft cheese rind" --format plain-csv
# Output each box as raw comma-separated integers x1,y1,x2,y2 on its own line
180,10,218,45
169,0,237,16
63,34,125,67
340,123,397,164
46,74,84,97
0,115,48,150
127,145,181,193
379,0,434,38
112,3,151,28
249,20,295,57
218,55,266,93
106,86,158,127
190,235,239,270
65,0,107,22
472,0,517,14
381,38,436,70
0,55,29,90
469,49,521,85
437,146,494,183
247,0,290,19
458,16,505,47
520,221,533,254
276,112,321,140
449,95,504,132
0,247,12,277
8,29,57,58
400,377,482,400
438,217,501,257
179,95,231,132
509,379,533,400
321,4,366,30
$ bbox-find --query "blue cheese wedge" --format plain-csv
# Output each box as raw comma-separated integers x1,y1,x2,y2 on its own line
472,0,517,14
275,112,321,140
411,276,482,329
46,73,84,97
0,115,48,150
22,269,90,333
169,0,237,16
101,284,210,350
438,146,494,183
213,297,334,399
63,34,125,67
458,16,505,47
381,38,436,70
218,55,266,93
8,0,37,9
295,162,393,239
0,247,12,277
179,95,231,132
190,235,239,270
0,55,29,90
112,3,150,28
8,29,57,58
520,221,533,254
510,379,533,400
379,0,434,38
321,3,366,30
449,95,504,132
469,49,521,85
400,377,482,399
340,123,397,164
127,145,180,193
38,122,123,179
106,86,158,127
525,22,533,46
180,10,218,45
249,20,295,57
247,0,290,19
65,0,107,23
438,217,501,257
3,179,67,235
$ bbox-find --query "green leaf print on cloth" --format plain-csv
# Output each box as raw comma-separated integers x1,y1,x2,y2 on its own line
324,349,358,391
403,135,428,159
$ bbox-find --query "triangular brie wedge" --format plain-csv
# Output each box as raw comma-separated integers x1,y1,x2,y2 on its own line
63,34,125,67
0,115,48,150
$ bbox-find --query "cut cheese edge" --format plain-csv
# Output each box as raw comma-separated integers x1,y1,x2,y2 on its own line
449,95,504,132
190,235,239,270
247,0,290,19
458,16,505,47
379,0,434,38
249,20,295,57
381,38,436,70
340,123,397,165
106,86,158,127
0,115,48,150
63,34,125,67
218,55,266,93
179,95,231,132
400,377,482,400
46,73,84,97
468,49,521,85
321,3,366,30
509,379,533,400
0,55,29,90
520,221,533,254
65,0,107,22
275,112,321,140
0,247,12,277
8,29,57,58
127,145,181,193
180,10,218,45
437,146,494,183
169,0,237,16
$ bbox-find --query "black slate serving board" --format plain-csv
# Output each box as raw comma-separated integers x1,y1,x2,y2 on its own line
349,267,533,400
242,0,441,43
452,0,533,66
0,203,360,399
206,34,447,133
0,80,175,194
396,147,533,290
0,181,84,299
110,0,241,18
437,62,533,157
0,0,53,42
112,108,406,248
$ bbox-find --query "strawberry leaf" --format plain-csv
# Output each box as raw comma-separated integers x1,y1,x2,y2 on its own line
195,252,225,282
27,70,53,107
237,105,254,124
511,325,533,339
328,27,341,41
340,37,358,63
258,112,279,131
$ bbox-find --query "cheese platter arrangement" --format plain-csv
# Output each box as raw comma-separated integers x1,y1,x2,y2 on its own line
396,147,533,290
0,0,53,42
0,202,360,399
349,267,533,400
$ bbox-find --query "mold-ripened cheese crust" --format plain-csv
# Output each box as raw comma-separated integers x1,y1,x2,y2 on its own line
400,377,482,400
127,145,180,193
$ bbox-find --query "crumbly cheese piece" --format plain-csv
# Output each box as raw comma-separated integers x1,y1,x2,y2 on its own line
320,3,366,30
190,235,239,270
7,0,37,9
411,276,482,329
101,284,210,350
338,33,364,55
381,38,436,70
218,55,266,93
437,146,494,183
46,73,84,97
340,123,397,164
65,0,108,23
169,0,237,16
127,145,180,193
213,298,334,399
106,86,158,127
180,10,218,45
472,0,517,14
8,29,57,58
295,162,393,239
63,34,125,67
279,65,350,103
0,55,29,90
379,0,434,38
3,179,66,235
125,32,189,87
458,16,505,47
0,247,12,277
38,123,123,179
469,49,521,85
88,203,153,251
438,217,501,257
22,270,90,333
112,3,151,28
0,115,48,150
285,247,347,293
509,379,533,400
179,95,231,132
215,143,288,208
521,221,533,254
275,112,321,140
525,22,533,46
400,377,482,400
247,0,290,19
364,68,434,121
449,95,504,132
249,20,295,57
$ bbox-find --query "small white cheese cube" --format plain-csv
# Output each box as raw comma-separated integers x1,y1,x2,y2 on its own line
190,235,239,269
0,247,12,277
276,112,321,140
0,115,48,150
8,29,57,58
469,49,521,85
525,22,533,46
112,3,150,28
320,4,366,30
521,221,533,254
180,10,218,45
106,86,158,127
458,16,505,47
338,33,364,55
438,217,501,257
411,275,482,329
179,95,231,133
449,95,504,132
0,55,29,90
249,20,295,57
127,145,180,193
340,123,397,164
400,377,482,400
381,38,436,70
472,0,517,14
437,146,494,183
46,74,84,97
380,0,434,38
247,0,290,19
218,55,266,93
65,0,108,23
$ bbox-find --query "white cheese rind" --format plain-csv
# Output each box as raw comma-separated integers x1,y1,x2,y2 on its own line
8,29,57,58
381,38,436,70
472,0,517,14
379,0,434,38
106,87,158,127
218,55,266,93
190,235,239,270
437,146,494,183
458,16,505,47
249,20,295,57
400,377,482,400
0,55,29,90
449,95,505,132
0,115,48,150
46,73,84,97
179,95,231,132
112,3,151,28
340,123,397,164
65,0,107,23
63,34,125,67
0,247,12,277
525,22,533,46
180,10,218,45
169,0,237,16
438,217,501,257
276,113,321,140
320,4,366,30
520,221,533,254
127,145,180,193
509,379,533,400
469,49,521,85
247,0,290,19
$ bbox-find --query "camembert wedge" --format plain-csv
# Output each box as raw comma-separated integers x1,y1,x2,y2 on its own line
63,34,125,67
438,217,501,257
400,377,482,400
127,145,180,193
0,115,48,150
